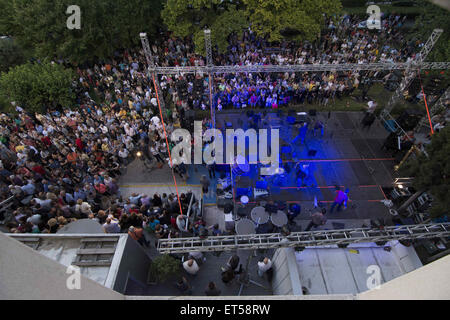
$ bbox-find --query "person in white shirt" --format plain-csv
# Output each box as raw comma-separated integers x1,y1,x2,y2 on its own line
367,100,377,114
183,258,200,275
257,257,273,277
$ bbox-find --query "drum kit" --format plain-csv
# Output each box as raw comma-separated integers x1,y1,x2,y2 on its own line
235,204,288,235
271,210,288,227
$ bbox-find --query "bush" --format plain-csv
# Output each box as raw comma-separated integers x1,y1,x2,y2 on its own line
0,61,75,113
148,254,181,283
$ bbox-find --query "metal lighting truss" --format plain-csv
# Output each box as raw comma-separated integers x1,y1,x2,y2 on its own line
139,30,450,251
150,61,450,75
204,29,213,67
140,33,167,112
383,29,443,114
204,29,215,130
141,30,448,137
157,223,450,254
416,86,450,130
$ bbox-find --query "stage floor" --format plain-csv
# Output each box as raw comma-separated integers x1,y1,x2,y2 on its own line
216,111,396,222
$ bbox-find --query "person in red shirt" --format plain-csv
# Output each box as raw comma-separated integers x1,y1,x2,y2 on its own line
41,136,52,147
94,182,107,195
67,151,78,164
75,138,84,151
31,164,46,176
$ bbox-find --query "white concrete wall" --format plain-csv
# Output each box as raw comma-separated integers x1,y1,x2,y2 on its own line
358,254,450,300
0,232,124,300
271,247,303,295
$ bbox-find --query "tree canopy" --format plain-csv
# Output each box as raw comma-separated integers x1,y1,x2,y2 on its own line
0,38,25,73
162,0,343,56
400,127,450,219
162,0,248,56
409,1,450,62
0,61,75,113
243,0,342,43
0,0,162,64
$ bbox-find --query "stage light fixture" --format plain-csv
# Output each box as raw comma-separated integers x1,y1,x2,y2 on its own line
136,151,142,157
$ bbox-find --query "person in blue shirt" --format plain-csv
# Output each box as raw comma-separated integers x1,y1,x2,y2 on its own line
21,180,36,195
129,193,142,206
73,186,86,201
287,203,301,224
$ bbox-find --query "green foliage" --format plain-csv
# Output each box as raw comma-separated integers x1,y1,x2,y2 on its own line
399,127,450,218
0,0,162,64
243,0,342,42
409,1,450,62
0,61,75,113
149,254,181,283
162,0,342,54
0,38,25,73
162,0,248,55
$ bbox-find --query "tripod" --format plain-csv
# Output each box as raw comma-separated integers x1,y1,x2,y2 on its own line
237,251,270,296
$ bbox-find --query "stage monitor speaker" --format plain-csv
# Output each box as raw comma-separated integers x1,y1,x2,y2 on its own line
309,109,317,117
308,149,317,157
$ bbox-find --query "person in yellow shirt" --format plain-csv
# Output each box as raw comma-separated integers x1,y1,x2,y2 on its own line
101,143,109,153
118,109,127,119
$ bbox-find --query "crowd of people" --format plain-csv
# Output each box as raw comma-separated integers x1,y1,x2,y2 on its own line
146,13,415,112
0,12,429,236
0,95,194,234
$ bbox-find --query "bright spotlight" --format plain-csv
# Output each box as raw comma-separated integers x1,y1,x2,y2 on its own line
136,151,142,157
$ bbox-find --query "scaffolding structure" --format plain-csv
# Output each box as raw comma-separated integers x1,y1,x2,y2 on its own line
149,61,450,75
416,86,450,131
157,223,450,254
138,30,449,246
140,29,448,141
383,29,443,114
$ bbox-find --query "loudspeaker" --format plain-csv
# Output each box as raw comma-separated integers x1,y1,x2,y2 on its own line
308,149,317,157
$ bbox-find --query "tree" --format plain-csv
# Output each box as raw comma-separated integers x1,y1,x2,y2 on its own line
243,0,342,43
0,61,75,113
0,0,162,64
0,37,25,73
409,1,450,62
162,0,342,55
162,0,248,56
400,127,450,219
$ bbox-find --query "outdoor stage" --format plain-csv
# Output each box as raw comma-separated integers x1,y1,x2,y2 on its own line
214,110,398,224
